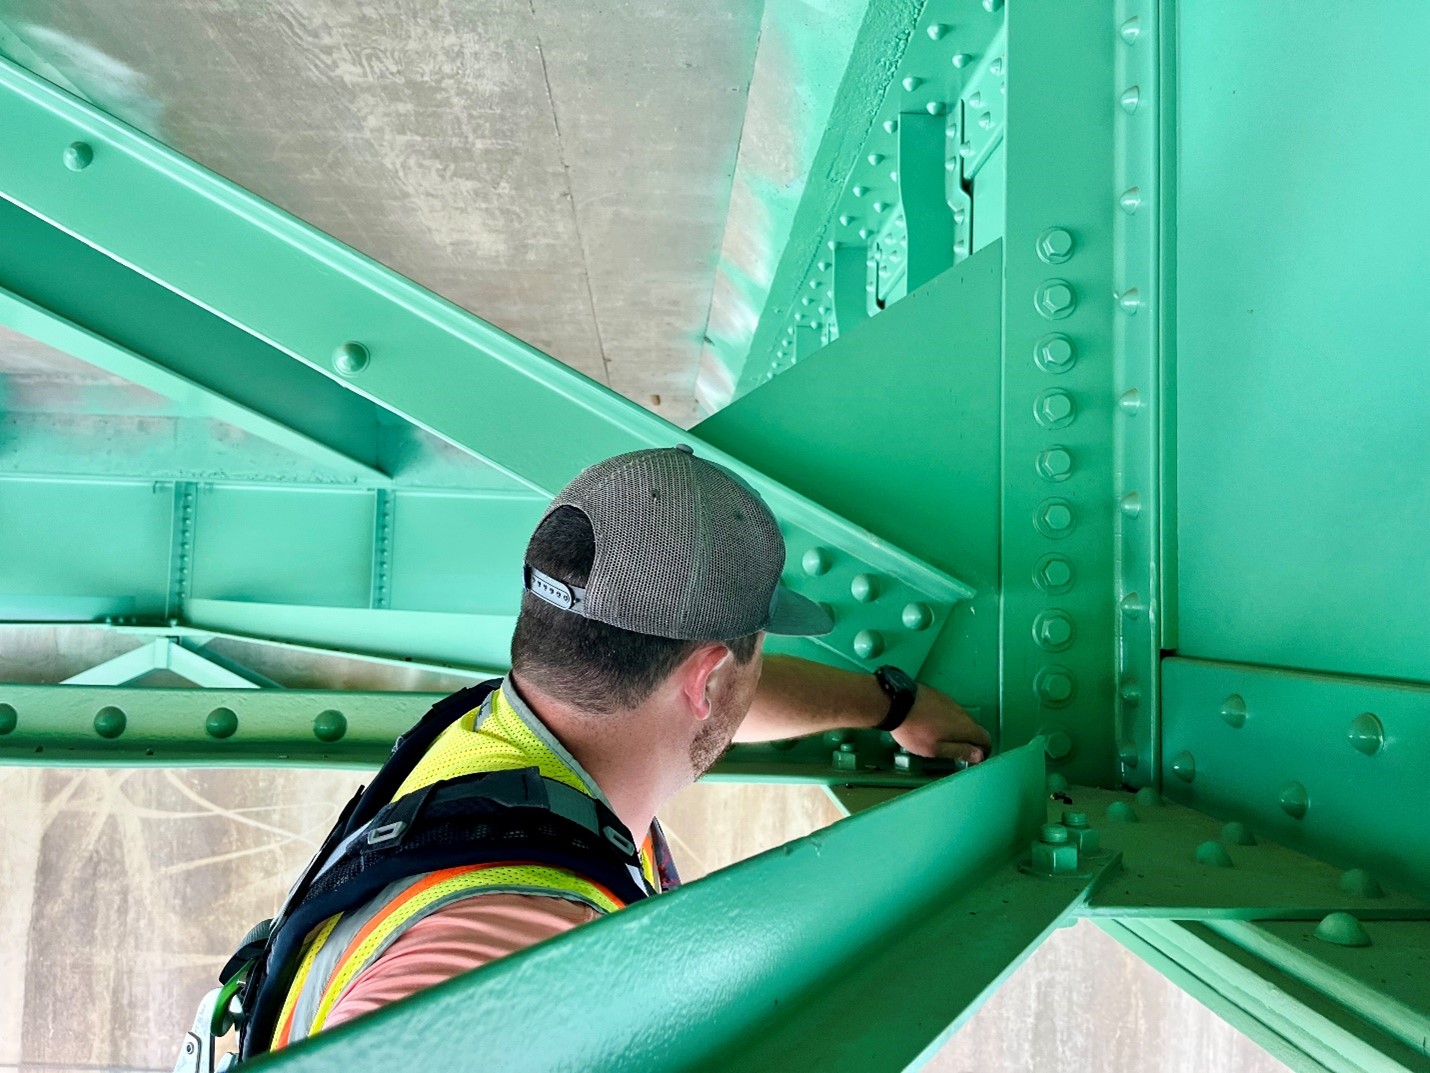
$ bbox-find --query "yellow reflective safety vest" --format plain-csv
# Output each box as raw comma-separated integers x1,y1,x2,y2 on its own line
238,680,672,1055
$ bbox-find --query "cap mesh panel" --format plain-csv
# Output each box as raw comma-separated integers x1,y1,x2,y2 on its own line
546,449,784,640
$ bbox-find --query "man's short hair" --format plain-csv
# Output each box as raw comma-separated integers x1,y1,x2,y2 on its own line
511,506,759,713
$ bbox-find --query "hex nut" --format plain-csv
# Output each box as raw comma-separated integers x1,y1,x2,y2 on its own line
1035,498,1076,539
1035,334,1077,373
1031,826,1079,874
1034,554,1074,594
1035,389,1077,429
1037,227,1075,264
1035,666,1075,706
1036,447,1073,481
1033,610,1075,652
1035,280,1076,320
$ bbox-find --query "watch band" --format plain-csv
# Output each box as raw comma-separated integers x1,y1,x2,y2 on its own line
874,666,917,732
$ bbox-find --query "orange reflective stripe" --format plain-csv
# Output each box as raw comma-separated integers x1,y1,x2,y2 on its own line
306,863,627,1037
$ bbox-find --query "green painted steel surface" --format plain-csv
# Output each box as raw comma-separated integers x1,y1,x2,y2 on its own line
1,0,1429,1064
253,744,1092,1073
1101,918,1430,1073
0,679,954,788
699,248,1002,720
0,54,976,660
1174,2,1430,683
1161,658,1430,901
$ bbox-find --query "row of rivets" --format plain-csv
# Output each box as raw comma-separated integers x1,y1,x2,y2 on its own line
1112,5,1154,779
1029,203,1084,723
0,703,347,743
1217,693,1385,755
797,545,938,660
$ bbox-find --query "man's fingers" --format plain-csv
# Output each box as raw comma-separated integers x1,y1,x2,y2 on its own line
934,740,985,765
966,722,993,749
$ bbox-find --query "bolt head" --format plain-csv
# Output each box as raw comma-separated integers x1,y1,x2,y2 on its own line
1036,667,1075,706
1037,227,1075,264
1348,712,1384,756
1036,447,1073,481
1171,750,1196,782
1036,334,1076,373
93,705,127,739
901,602,933,631
332,341,370,376
952,52,974,68
801,547,832,576
1034,554,1074,593
1036,499,1075,537
313,709,348,743
1033,610,1074,651
1220,694,1247,728
64,141,94,171
852,629,884,660
1035,390,1076,428
1035,280,1076,320
850,573,879,602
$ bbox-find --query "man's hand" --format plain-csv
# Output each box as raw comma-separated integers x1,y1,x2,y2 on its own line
890,685,992,765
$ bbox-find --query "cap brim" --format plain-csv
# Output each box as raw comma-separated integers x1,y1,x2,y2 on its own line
766,584,836,637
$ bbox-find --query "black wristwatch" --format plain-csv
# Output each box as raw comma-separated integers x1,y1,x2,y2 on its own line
874,665,917,732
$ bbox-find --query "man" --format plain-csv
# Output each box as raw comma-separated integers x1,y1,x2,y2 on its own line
260,446,987,1049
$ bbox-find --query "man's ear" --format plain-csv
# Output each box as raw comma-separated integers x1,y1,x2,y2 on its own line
679,643,731,721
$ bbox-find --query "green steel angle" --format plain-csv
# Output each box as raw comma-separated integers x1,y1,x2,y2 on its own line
1099,918,1429,1073
1208,919,1430,1065
249,743,1092,1073
741,0,1007,391
0,199,390,484
1110,0,1167,788
0,680,958,786
0,57,974,622
999,0,1117,781
0,284,388,485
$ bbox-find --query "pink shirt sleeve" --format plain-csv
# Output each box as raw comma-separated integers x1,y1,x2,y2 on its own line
325,893,600,1030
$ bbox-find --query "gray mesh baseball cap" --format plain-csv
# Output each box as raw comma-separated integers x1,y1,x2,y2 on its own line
523,445,834,641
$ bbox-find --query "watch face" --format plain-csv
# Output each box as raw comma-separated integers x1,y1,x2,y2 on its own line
880,665,915,694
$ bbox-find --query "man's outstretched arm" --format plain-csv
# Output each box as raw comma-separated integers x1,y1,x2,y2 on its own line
736,654,991,764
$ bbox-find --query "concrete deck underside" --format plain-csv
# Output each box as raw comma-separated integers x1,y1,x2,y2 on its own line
0,0,773,425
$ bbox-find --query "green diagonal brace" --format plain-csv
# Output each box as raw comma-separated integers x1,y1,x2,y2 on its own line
252,742,1098,1073
0,58,975,661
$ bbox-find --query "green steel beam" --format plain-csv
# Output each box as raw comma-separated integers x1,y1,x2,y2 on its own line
0,282,388,485
729,0,1006,391
0,55,977,669
0,681,958,787
253,743,1099,1073
0,199,390,485
1099,919,1430,1073
1161,658,1430,901
997,0,1117,784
